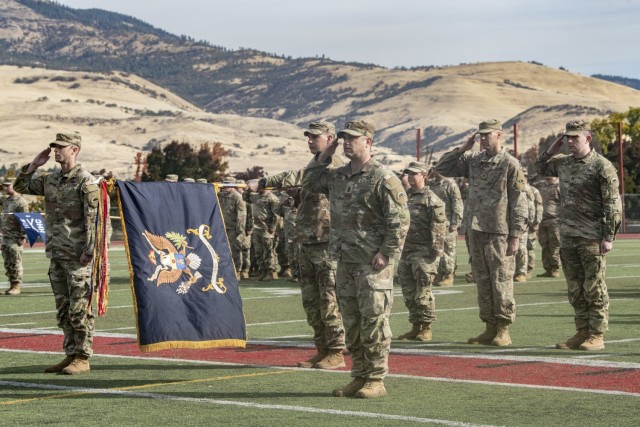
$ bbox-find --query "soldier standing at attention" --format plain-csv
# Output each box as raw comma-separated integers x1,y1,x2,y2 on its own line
250,187,281,281
14,132,99,374
397,162,446,341
235,179,253,279
434,120,527,347
427,167,463,287
1,178,29,295
514,168,539,283
303,120,409,399
536,176,562,277
217,177,247,278
536,120,621,351
249,120,347,370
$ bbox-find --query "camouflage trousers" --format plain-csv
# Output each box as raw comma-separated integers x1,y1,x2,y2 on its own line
560,236,609,333
48,259,95,358
336,262,393,380
225,230,243,275
437,230,458,276
527,234,537,273
2,241,23,283
538,222,561,272
514,233,529,276
298,243,345,352
398,253,437,324
468,230,516,324
251,229,278,273
239,233,251,273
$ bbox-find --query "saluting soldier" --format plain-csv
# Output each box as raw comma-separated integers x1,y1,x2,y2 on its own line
14,132,99,375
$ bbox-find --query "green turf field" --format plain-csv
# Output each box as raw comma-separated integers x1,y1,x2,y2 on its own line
1,238,639,426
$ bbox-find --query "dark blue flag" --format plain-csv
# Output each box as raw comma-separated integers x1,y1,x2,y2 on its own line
116,181,246,352
14,212,46,247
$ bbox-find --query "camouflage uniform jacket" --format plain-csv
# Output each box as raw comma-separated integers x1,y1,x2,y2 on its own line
1,194,28,243
14,164,98,260
530,185,543,229
302,156,410,264
524,185,536,228
435,147,527,237
264,155,345,245
218,190,246,235
250,191,281,232
537,181,561,225
428,176,463,229
402,187,447,260
536,149,622,241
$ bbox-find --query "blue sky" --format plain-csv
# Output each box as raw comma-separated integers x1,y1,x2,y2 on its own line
58,0,640,79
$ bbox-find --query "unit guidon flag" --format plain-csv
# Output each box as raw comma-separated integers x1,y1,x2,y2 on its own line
116,181,246,352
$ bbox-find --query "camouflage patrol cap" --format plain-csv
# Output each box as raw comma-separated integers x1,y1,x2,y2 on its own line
520,166,529,177
337,120,375,139
564,120,591,136
477,119,503,134
50,132,82,148
403,162,429,174
223,177,237,184
304,120,336,137
183,177,195,182
165,174,178,182
196,178,208,183
1,177,14,186
235,179,245,185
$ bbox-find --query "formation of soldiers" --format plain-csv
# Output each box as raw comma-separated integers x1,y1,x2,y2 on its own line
1,119,622,398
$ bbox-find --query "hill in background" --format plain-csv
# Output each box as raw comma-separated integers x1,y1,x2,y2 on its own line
1,0,639,168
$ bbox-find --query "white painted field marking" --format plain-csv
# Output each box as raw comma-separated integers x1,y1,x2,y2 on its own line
2,349,639,400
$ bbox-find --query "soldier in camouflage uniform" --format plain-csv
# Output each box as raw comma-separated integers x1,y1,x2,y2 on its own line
397,162,446,341
1,179,29,295
217,177,246,278
427,167,463,286
536,176,561,277
278,190,299,281
250,188,281,281
252,120,347,370
434,119,528,347
235,180,252,279
303,120,409,399
14,132,99,375
536,120,622,351
514,168,542,282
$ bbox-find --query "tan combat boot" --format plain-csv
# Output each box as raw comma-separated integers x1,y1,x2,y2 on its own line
550,270,560,278
44,355,75,373
332,377,366,397
467,322,497,345
5,281,21,295
240,271,249,279
465,272,475,283
513,273,527,282
61,355,90,375
315,350,346,370
355,379,387,398
263,271,278,281
397,323,421,340
579,333,605,351
437,274,454,287
415,322,433,341
297,351,327,368
555,329,589,350
281,268,292,278
492,320,512,346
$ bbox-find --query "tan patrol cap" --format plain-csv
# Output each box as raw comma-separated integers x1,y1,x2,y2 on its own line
564,120,591,136
337,120,376,139
304,120,336,137
50,132,82,148
477,119,502,134
403,162,429,174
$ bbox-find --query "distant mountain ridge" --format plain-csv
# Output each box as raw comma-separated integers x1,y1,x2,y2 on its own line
1,0,639,156
591,74,640,91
